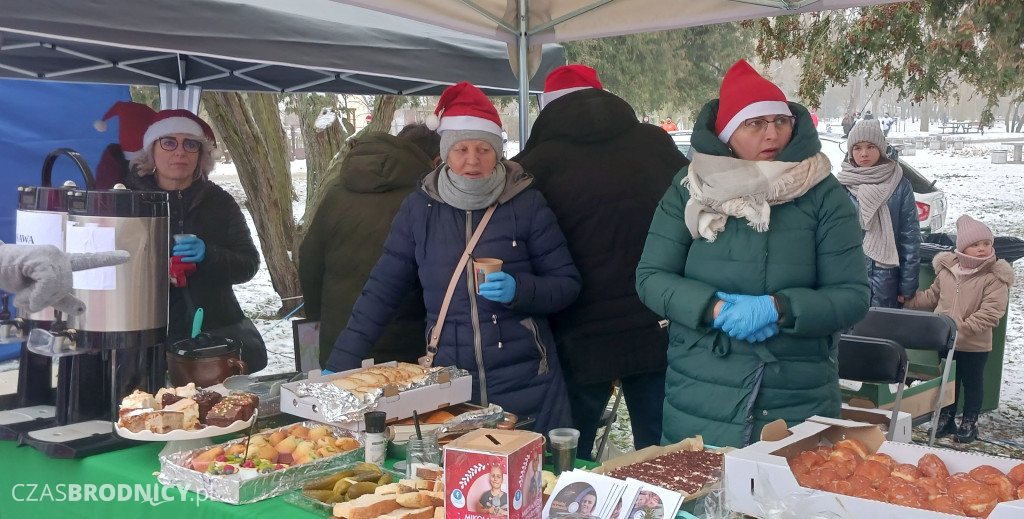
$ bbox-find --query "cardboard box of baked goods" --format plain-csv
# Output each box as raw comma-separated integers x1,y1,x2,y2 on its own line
593,436,732,505
840,403,912,443
280,361,472,431
724,416,1024,519
443,428,544,519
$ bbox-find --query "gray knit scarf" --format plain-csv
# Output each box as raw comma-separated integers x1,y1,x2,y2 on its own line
837,159,903,267
437,162,506,211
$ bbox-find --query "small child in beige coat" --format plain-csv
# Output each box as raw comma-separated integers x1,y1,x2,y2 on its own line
905,215,1014,443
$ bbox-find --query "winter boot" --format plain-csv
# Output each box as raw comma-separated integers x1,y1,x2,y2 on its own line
954,414,979,444
933,408,958,438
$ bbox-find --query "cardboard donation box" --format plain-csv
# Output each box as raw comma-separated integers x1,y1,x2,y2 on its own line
444,429,544,519
724,416,1024,519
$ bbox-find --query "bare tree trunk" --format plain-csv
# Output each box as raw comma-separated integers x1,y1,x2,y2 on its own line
202,91,302,316
364,95,399,134
291,94,352,222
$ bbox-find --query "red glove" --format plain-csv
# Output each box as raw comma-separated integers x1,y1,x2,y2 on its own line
169,255,197,287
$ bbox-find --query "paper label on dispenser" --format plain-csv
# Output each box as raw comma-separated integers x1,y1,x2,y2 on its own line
15,210,65,248
66,224,117,290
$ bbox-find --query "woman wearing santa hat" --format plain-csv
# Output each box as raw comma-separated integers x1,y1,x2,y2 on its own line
326,82,580,434
129,109,266,372
636,60,870,447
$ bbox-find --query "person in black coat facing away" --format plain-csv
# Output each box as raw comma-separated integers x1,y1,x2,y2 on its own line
513,65,689,459
129,109,266,372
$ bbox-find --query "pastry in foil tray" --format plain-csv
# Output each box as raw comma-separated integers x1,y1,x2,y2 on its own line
330,362,430,399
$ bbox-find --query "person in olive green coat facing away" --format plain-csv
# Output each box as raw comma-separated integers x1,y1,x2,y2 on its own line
636,60,870,448
299,124,440,368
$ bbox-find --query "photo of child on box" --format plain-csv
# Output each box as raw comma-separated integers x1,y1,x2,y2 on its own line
548,482,599,518
477,465,509,516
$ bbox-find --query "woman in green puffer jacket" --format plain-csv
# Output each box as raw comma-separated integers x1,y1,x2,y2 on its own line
636,60,871,447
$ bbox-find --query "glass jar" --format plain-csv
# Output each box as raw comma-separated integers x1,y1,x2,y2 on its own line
406,433,442,478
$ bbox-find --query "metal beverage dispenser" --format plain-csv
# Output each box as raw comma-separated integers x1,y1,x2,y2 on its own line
0,148,171,457
0,149,94,439
20,186,169,457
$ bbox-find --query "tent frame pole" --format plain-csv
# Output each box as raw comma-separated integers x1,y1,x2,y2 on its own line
517,0,530,146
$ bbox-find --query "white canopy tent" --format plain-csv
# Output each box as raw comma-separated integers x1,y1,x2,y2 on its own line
324,0,902,138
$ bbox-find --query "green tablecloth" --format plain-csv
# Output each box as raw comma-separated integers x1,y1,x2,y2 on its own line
0,439,323,518
0,438,599,518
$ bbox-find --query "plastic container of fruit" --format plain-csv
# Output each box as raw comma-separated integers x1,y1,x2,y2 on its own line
284,462,404,516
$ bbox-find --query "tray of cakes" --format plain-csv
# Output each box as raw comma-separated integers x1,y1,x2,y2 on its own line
115,384,258,440
280,361,472,430
157,421,363,504
593,436,732,504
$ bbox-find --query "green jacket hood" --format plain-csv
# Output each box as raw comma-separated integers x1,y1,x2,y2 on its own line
341,132,434,194
690,99,821,162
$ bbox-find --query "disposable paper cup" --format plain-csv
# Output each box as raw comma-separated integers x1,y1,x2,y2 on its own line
472,258,503,294
548,427,579,475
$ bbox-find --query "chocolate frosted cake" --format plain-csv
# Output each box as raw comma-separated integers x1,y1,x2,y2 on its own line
605,450,724,495
205,392,258,427
193,390,223,424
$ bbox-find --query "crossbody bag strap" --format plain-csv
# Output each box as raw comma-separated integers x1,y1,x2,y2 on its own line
418,204,497,368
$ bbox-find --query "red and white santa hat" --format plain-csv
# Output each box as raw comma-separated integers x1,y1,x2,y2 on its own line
141,109,217,153
716,59,792,144
426,82,504,158
540,64,603,109
94,101,158,158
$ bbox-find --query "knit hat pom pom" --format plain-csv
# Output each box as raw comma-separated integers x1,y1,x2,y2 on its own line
425,113,440,131
94,120,107,132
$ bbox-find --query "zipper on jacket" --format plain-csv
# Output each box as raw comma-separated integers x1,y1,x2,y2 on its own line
521,317,550,375
492,315,503,349
466,210,488,405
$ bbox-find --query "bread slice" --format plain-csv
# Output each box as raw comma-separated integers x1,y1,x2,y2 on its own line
381,507,434,519
415,466,444,481
395,491,444,508
333,494,400,519
398,479,433,492
374,483,405,495
433,507,444,519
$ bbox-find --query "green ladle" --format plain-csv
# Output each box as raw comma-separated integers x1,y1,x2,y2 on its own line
191,308,204,339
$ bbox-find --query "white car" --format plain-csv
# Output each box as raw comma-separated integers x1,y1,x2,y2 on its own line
668,130,693,159
818,135,947,232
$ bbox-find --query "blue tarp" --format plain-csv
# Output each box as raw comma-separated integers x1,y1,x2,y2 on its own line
0,79,130,244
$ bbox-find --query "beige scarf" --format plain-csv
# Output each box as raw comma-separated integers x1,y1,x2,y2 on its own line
682,152,832,242
837,160,903,268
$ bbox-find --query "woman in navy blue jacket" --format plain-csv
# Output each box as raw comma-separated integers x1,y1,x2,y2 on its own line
326,83,580,434
837,120,921,307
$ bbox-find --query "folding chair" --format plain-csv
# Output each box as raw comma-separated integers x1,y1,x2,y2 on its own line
838,335,908,441
848,307,957,446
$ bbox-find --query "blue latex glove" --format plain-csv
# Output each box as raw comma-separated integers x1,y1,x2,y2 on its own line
172,236,206,263
321,369,336,376
747,323,780,343
713,292,779,341
478,271,516,303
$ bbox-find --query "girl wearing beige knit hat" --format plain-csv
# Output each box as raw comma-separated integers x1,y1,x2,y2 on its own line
837,119,922,308
905,214,1015,443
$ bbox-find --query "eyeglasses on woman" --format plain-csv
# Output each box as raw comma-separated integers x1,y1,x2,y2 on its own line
159,136,202,153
